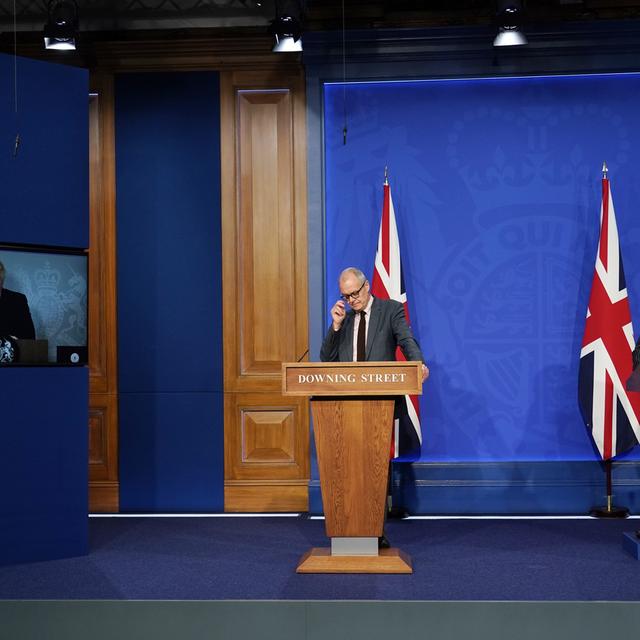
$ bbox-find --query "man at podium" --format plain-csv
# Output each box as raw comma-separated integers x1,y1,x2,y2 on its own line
320,267,429,382
319,266,428,549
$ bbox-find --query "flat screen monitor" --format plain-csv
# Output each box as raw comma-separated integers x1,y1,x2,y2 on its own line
0,245,87,364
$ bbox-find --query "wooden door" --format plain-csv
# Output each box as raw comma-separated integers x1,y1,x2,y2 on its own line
221,70,309,511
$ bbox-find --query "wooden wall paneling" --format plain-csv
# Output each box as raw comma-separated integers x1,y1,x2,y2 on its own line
88,92,107,394
224,391,309,512
88,393,118,479
224,482,309,513
92,37,301,73
88,393,119,512
223,72,309,391
88,79,117,395
88,74,119,512
222,70,309,512
225,393,308,481
238,89,295,374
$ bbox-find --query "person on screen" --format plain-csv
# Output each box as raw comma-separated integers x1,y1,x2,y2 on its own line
320,267,429,548
0,261,36,340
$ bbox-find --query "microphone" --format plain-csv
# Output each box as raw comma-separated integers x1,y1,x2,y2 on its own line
297,348,309,363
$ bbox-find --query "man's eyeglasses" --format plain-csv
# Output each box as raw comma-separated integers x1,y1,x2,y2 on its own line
340,281,367,302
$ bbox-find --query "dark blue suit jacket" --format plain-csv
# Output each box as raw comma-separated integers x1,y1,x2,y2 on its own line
0,288,36,339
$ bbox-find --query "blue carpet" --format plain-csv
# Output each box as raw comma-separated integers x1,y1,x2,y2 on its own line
0,517,639,600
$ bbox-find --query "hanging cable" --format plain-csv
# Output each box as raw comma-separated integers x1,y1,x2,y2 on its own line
341,0,347,145
12,0,20,157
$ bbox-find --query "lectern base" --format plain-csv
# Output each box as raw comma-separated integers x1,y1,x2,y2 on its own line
296,547,412,574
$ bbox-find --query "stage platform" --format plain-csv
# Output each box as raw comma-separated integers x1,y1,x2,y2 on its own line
1,516,640,639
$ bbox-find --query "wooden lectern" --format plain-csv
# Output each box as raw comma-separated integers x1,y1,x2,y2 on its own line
282,360,423,574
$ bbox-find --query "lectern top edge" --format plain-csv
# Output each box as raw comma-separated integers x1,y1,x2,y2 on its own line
282,360,421,370
281,360,422,396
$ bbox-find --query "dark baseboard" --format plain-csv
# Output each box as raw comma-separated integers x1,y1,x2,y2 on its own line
309,461,640,516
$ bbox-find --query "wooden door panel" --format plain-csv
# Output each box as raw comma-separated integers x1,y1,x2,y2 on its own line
222,71,309,511
225,393,308,481
88,74,119,512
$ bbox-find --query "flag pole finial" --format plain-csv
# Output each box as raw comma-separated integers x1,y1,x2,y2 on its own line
384,166,389,185
602,162,608,178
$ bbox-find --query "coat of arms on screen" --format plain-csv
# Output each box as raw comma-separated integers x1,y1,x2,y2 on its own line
15,260,87,360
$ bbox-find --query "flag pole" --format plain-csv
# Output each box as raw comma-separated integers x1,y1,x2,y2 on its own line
588,162,628,519
375,167,419,519
589,459,629,518
382,164,405,519
383,164,399,519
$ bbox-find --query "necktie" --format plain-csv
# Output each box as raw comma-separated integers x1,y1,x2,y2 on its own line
357,311,366,361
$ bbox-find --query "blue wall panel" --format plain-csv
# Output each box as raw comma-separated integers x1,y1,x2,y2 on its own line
0,368,88,565
115,72,223,511
0,54,88,249
396,461,640,515
0,53,89,561
119,393,223,511
115,72,222,395
323,74,640,467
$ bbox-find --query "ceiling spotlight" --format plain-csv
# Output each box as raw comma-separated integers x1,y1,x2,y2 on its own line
493,3,528,47
44,0,79,51
269,2,303,52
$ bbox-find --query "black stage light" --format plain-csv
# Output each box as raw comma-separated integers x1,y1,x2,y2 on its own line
44,0,78,51
269,1,303,52
493,2,528,47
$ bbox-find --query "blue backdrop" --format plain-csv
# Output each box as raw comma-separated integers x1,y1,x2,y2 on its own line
324,73,640,464
115,72,223,512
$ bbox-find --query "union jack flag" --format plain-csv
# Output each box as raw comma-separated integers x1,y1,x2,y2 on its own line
578,174,640,460
371,178,422,460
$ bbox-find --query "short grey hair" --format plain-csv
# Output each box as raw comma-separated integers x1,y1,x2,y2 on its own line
339,267,366,285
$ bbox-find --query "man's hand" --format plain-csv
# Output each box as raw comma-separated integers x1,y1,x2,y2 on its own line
330,300,347,331
421,363,429,382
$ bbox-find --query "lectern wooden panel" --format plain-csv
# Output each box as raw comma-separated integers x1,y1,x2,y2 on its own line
282,361,422,574
312,397,394,537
